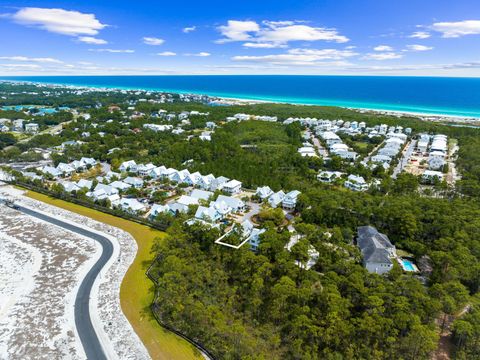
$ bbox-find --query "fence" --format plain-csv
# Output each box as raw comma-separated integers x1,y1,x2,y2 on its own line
146,256,217,360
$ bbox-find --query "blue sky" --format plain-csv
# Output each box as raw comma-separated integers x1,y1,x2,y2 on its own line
0,0,480,76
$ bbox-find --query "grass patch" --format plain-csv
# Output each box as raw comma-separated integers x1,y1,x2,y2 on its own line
25,190,202,360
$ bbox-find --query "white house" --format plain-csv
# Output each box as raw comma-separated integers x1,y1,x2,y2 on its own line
345,175,369,192
190,189,214,201
222,179,242,195
194,206,222,223
119,198,146,214
209,176,230,192
214,195,246,212
283,190,300,210
56,163,75,177
255,186,273,200
119,160,137,173
123,177,144,189
428,156,446,170
197,174,215,190
149,166,167,179
25,123,39,134
298,147,317,157
80,157,97,167
422,170,444,183
61,181,80,193
137,163,156,177
42,166,62,178
317,171,344,183
268,190,285,208
110,180,132,191
76,179,93,190
149,204,170,219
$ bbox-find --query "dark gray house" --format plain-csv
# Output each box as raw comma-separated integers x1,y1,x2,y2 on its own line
357,226,396,274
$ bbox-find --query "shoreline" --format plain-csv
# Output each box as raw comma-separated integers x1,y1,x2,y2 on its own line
2,78,480,123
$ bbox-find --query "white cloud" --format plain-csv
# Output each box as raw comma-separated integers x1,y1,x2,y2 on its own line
0,56,63,63
406,44,433,51
78,36,107,45
242,42,287,48
362,52,403,60
9,7,106,36
143,37,165,45
188,52,211,57
216,19,348,47
156,51,176,56
233,48,357,65
374,45,393,51
409,31,431,39
183,26,196,33
0,63,41,69
216,20,260,43
431,20,480,38
88,48,135,53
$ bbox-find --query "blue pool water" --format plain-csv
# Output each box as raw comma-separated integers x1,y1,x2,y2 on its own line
2,75,480,118
402,260,416,272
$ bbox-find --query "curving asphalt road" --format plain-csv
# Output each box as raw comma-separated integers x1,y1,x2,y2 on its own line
16,204,112,360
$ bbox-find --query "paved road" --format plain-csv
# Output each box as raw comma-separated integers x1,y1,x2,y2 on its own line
15,204,112,360
311,136,328,157
392,140,417,179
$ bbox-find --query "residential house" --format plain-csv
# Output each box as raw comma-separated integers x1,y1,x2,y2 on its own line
357,226,396,274
25,123,39,134
56,163,75,177
42,166,62,178
137,163,156,177
215,195,246,212
197,174,215,190
268,190,285,208
282,190,301,210
317,171,344,183
119,198,146,214
344,174,369,192
123,177,144,189
194,206,222,223
76,179,93,190
222,179,242,195
255,186,273,200
149,166,167,179
110,180,132,191
209,176,229,191
190,189,214,201
149,204,170,219
119,160,137,173
61,181,80,193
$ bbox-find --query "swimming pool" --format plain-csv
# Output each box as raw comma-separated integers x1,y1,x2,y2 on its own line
402,259,416,272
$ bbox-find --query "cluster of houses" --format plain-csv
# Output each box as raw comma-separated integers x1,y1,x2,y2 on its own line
319,130,358,160
297,129,318,157
226,113,278,122
255,186,301,210
369,132,408,169
0,118,39,134
418,133,449,182
317,171,372,192
40,157,97,178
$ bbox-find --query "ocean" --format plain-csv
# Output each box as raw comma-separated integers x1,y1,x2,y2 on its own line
1,75,480,118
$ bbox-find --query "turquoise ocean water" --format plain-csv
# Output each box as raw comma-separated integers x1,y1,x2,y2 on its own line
1,75,480,118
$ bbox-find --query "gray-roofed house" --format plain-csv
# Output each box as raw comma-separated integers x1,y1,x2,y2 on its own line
357,226,397,274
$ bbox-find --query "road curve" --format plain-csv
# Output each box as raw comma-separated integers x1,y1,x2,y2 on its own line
17,204,112,360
